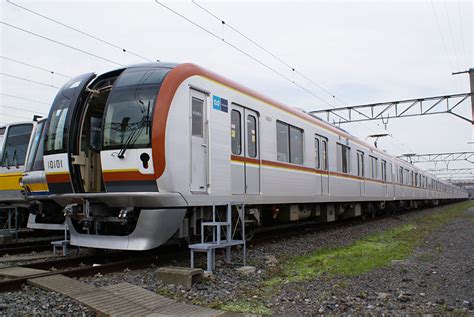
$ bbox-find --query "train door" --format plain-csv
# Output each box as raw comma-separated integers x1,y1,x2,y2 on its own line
230,104,260,194
356,150,365,196
321,137,329,195
314,136,322,195
190,90,209,193
315,135,329,195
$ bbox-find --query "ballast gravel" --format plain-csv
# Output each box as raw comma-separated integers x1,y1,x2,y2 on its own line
3,203,472,315
79,203,473,315
0,284,92,316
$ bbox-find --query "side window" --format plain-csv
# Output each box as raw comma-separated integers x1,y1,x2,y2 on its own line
399,167,404,184
315,138,320,169
322,139,328,170
247,115,257,158
231,110,241,155
369,156,378,179
381,160,387,181
276,121,304,165
191,97,204,137
289,126,304,164
336,143,350,173
276,121,289,162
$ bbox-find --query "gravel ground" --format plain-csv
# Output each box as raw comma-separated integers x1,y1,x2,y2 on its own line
78,203,473,315
2,203,471,315
0,285,93,316
274,206,474,315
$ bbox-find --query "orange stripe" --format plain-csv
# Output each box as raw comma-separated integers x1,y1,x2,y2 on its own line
152,63,390,180
230,155,260,165
46,173,70,184
103,171,156,182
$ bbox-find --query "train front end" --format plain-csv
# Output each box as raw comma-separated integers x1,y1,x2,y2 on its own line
0,121,35,205
43,63,186,250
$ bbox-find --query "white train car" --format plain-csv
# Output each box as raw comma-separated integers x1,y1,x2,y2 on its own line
41,63,468,250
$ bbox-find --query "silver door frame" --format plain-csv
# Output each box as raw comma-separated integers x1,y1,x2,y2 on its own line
189,89,209,194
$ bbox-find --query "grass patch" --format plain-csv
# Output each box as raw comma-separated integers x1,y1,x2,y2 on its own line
266,201,473,285
220,300,272,315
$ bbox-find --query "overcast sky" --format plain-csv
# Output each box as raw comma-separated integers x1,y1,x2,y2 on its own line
0,0,473,176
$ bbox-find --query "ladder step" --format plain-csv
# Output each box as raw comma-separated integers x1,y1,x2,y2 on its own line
201,222,230,226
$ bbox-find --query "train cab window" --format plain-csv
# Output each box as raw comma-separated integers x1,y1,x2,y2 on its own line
247,115,257,158
231,110,241,155
276,121,289,162
25,120,45,172
356,151,364,177
381,160,387,181
46,106,68,152
322,139,328,170
191,97,204,137
336,143,350,173
289,126,304,164
0,126,5,158
1,123,33,167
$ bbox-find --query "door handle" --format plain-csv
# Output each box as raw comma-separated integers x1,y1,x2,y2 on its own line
201,143,207,147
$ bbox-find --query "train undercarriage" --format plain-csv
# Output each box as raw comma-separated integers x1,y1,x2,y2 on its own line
62,198,461,250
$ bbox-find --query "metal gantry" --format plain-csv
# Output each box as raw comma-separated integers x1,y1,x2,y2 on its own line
310,92,473,125
310,68,474,126
427,168,474,176
398,152,474,164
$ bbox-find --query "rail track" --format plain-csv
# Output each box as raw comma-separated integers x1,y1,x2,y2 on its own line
0,205,431,293
0,238,63,257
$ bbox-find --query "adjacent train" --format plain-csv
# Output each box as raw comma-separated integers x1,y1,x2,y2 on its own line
0,119,65,230
37,62,467,250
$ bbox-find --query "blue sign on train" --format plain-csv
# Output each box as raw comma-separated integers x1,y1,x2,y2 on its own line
213,95,228,113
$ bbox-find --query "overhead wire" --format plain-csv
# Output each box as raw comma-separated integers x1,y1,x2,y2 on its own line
1,56,71,78
190,0,344,107
0,21,122,66
0,93,50,105
0,104,49,116
429,0,456,71
456,0,468,67
187,1,412,154
155,1,413,154
0,72,60,89
154,1,334,107
0,112,40,121
443,0,461,71
6,0,153,63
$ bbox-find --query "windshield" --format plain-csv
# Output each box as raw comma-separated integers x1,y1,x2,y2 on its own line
102,67,169,150
44,73,95,155
0,126,5,159
25,120,45,172
1,123,33,168
46,103,68,152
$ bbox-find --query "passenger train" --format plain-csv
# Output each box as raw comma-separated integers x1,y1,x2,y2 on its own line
38,62,467,250
0,119,65,230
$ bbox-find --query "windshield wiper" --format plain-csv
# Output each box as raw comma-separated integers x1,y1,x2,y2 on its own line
117,119,146,159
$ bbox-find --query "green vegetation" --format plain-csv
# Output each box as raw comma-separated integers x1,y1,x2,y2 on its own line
266,201,473,285
220,300,272,315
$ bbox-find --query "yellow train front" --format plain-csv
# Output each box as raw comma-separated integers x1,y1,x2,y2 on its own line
0,121,36,229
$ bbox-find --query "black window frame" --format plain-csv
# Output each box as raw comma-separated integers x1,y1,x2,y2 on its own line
276,120,304,165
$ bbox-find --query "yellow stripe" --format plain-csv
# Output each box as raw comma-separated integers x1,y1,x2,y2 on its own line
27,182,49,192
45,171,69,176
0,173,23,191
